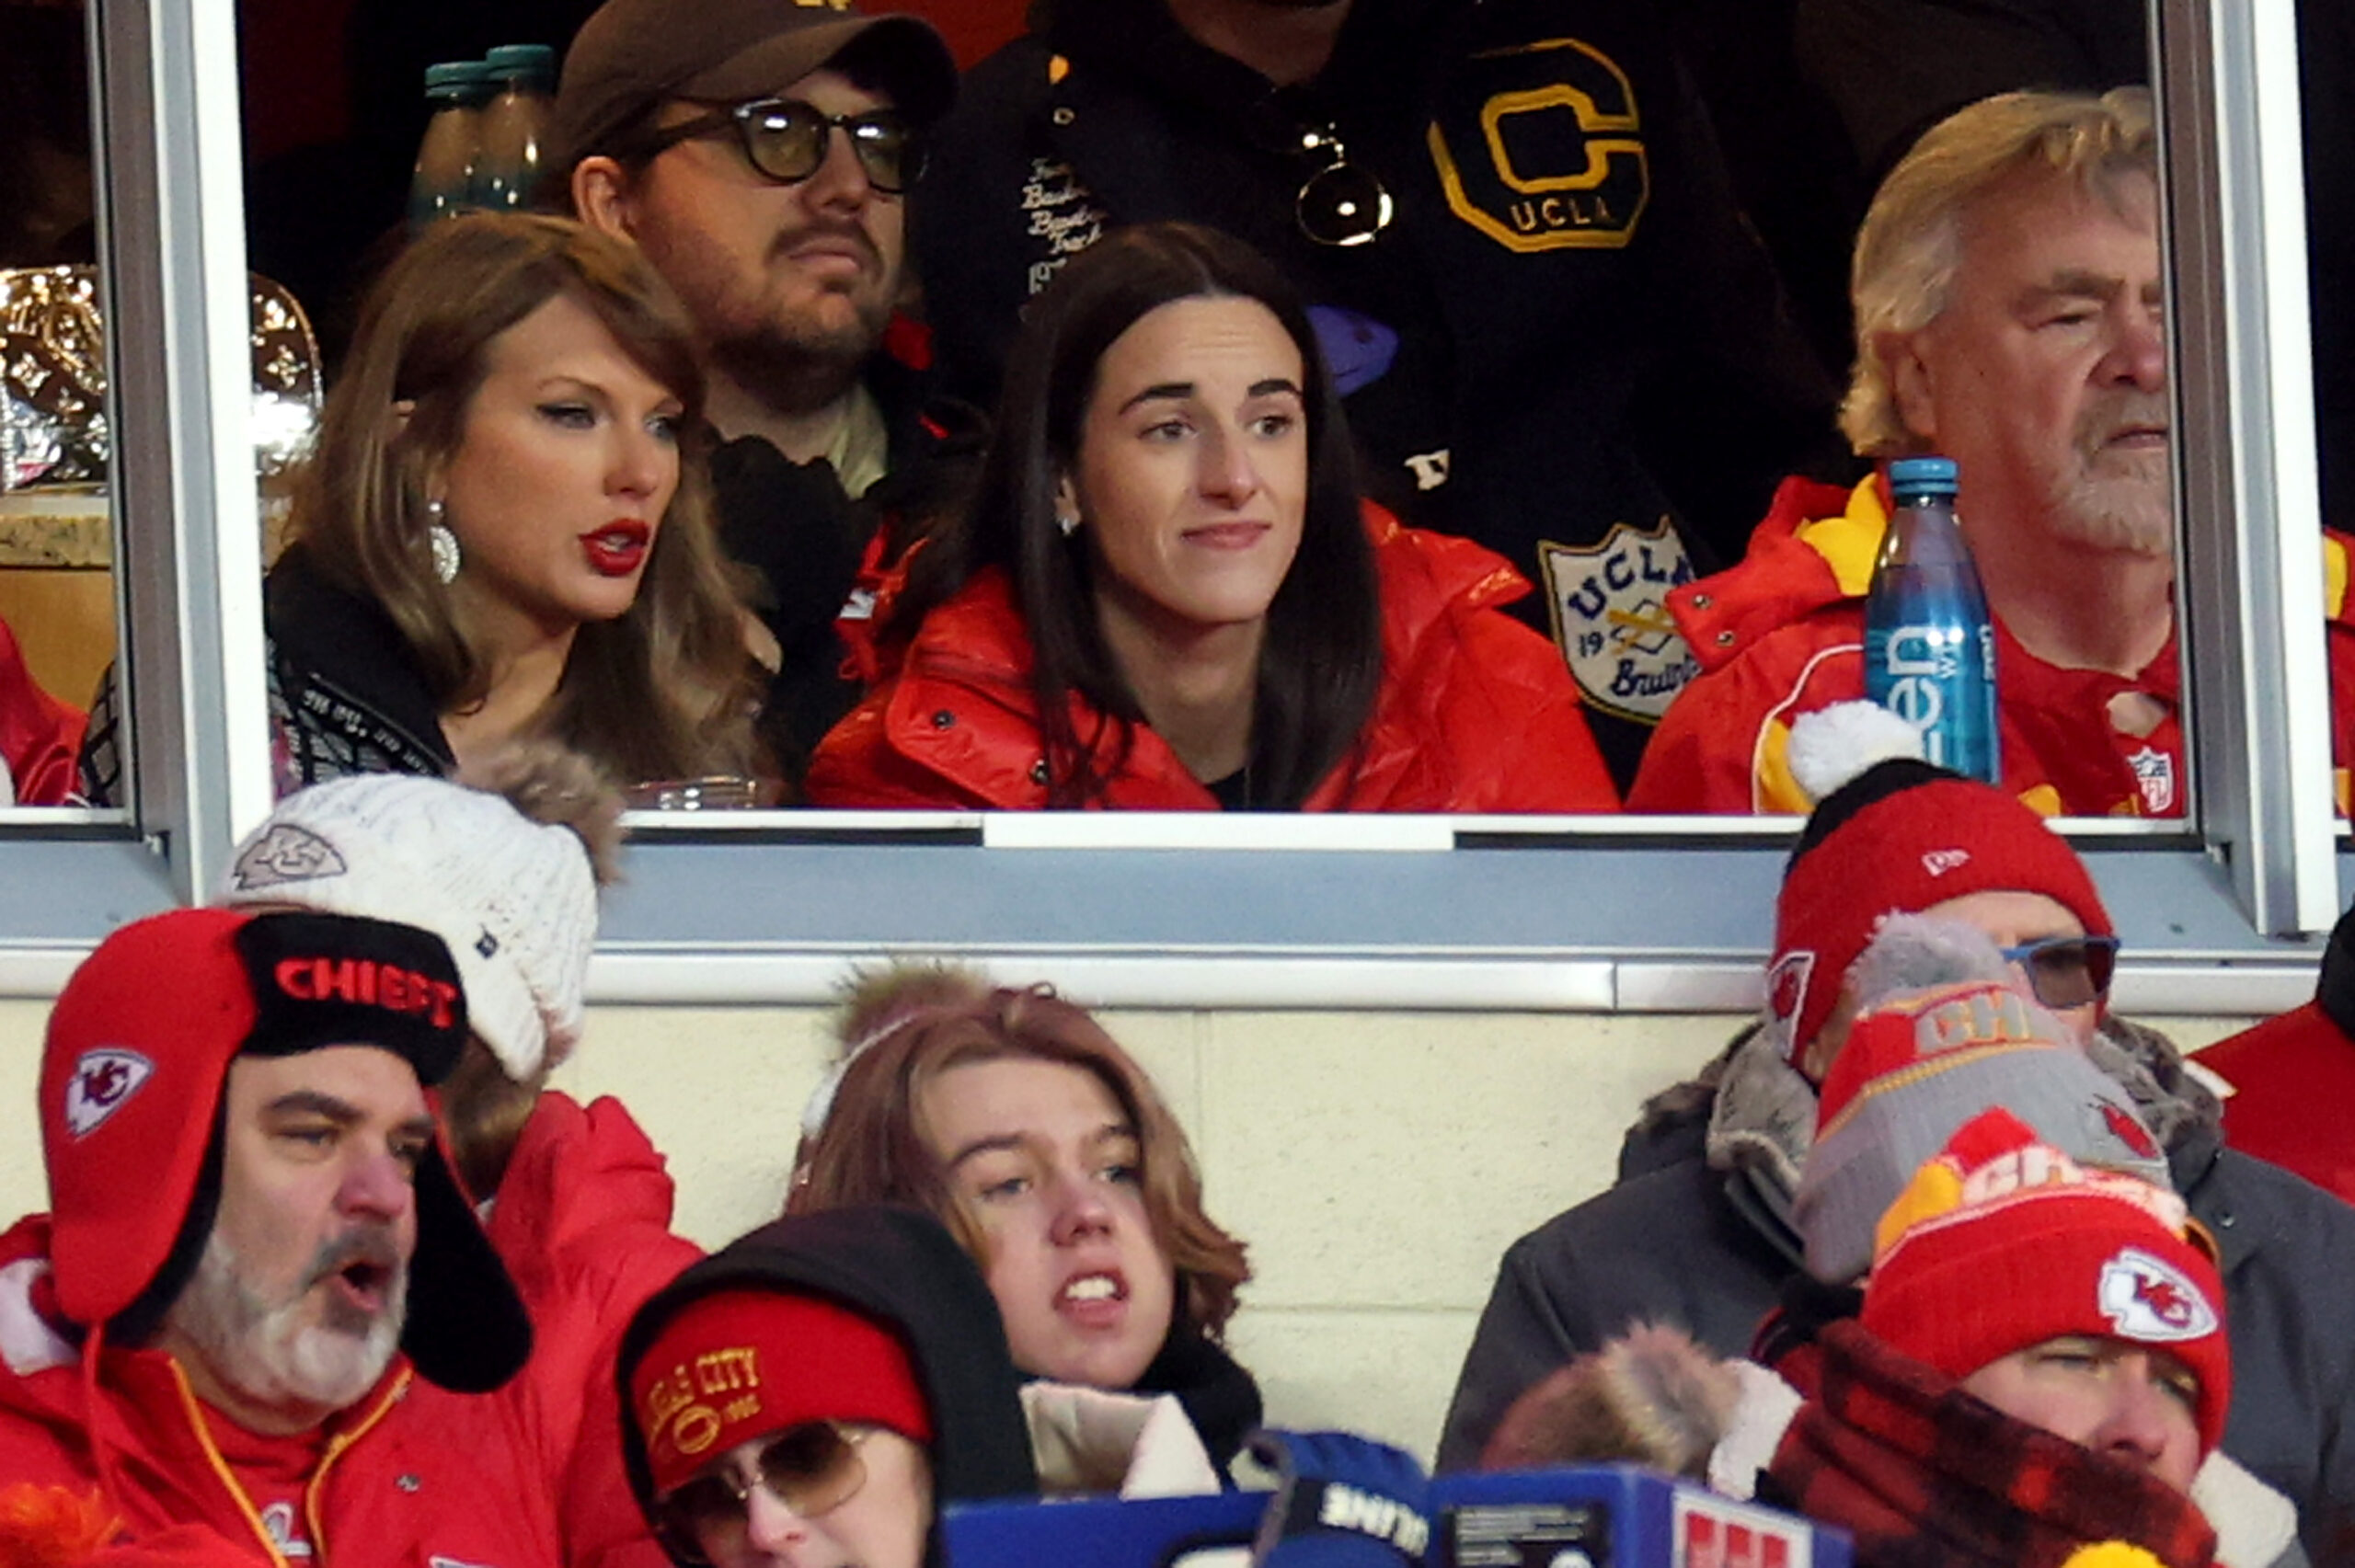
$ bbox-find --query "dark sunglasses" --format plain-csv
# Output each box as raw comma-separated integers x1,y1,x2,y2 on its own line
652,1422,872,1562
634,98,925,193
1998,933,2121,1012
1292,123,1392,247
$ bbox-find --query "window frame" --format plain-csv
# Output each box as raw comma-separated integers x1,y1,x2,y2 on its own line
0,0,2339,1017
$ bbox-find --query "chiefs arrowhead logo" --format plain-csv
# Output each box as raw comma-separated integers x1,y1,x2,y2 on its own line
2098,1246,2217,1342
227,823,348,890
63,1047,155,1139
1765,951,1814,1059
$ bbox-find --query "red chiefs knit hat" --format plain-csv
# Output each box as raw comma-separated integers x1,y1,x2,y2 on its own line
629,1288,933,1495
39,906,530,1391
1770,758,2111,1064
1861,1109,2230,1453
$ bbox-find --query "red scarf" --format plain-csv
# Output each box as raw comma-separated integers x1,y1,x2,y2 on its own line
1764,1322,2216,1568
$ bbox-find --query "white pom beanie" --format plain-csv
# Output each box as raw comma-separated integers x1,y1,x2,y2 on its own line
217,773,598,1079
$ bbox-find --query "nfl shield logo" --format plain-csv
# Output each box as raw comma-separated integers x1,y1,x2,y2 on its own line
2128,746,2177,815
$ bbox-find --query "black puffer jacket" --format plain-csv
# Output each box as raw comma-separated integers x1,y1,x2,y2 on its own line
616,1206,1040,1567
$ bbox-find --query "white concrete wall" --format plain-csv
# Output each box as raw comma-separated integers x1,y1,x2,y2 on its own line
0,998,2259,1461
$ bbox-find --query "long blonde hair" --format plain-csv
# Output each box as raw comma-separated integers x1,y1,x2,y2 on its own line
284,212,758,783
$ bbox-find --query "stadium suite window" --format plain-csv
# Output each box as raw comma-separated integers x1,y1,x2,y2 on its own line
0,0,2337,1016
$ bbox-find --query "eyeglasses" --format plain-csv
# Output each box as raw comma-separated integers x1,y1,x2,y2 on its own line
634,99,925,193
652,1423,874,1562
1997,933,2121,1012
1292,124,1392,247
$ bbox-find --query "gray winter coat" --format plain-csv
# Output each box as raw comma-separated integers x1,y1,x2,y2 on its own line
1435,1017,2355,1562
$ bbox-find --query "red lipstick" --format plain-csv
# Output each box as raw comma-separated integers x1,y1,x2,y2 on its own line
582,520,650,578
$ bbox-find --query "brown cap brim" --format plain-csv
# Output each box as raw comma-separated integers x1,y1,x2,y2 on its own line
554,6,956,174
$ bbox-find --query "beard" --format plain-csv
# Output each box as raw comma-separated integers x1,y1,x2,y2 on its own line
2045,393,2175,557
165,1227,408,1416
668,220,897,419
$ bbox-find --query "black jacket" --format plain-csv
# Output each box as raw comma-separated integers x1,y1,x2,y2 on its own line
913,0,1842,775
711,347,985,785
263,545,454,789
616,1206,1040,1568
1436,1018,2355,1563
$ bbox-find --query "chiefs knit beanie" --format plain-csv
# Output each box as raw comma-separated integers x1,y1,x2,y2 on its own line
1769,705,2110,1064
1794,917,2170,1285
218,750,618,1081
40,906,530,1391
629,1288,934,1495
1861,1108,2229,1454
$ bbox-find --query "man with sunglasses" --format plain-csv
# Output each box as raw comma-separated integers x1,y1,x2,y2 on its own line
618,1206,1038,1568
553,1,979,781
1436,715,2355,1561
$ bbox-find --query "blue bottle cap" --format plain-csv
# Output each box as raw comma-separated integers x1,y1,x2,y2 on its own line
484,43,556,83
1888,455,1959,498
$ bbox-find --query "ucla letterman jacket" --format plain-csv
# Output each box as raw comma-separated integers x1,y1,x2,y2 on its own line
913,0,1842,777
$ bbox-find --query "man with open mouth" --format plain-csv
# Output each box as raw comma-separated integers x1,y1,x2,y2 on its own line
0,906,551,1568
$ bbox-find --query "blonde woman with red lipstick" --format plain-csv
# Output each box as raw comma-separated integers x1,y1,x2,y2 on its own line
266,212,759,794
805,223,1618,811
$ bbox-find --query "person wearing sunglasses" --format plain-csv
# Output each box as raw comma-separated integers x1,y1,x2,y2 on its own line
619,1206,1038,1568
554,0,982,789
1438,701,2355,1563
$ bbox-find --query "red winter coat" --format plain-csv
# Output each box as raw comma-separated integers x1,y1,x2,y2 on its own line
1,616,84,806
0,1217,562,1568
806,507,1621,811
1629,474,2355,818
479,1093,702,1568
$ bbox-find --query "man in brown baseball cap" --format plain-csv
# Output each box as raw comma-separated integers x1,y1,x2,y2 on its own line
557,0,971,784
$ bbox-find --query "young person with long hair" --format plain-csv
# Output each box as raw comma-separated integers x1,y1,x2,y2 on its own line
790,965,1258,1480
267,212,762,793
804,222,1617,811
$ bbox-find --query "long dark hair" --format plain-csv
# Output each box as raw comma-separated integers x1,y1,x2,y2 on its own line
901,223,1382,807
284,212,758,784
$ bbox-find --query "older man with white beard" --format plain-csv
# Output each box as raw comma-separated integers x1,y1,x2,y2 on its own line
0,907,549,1568
1627,86,2347,818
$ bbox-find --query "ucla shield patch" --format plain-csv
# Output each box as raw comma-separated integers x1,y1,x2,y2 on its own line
1540,517,1698,723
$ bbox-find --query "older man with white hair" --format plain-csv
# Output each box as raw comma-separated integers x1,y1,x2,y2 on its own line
1630,86,2355,818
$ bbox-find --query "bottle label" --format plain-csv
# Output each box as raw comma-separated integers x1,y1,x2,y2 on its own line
1866,621,1999,782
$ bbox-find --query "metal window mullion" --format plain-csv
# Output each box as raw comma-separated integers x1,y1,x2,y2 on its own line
91,0,270,902
2160,0,2338,935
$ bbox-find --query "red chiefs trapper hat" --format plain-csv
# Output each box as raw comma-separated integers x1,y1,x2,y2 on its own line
39,906,531,1391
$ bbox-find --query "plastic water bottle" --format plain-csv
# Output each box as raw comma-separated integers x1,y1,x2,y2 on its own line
1864,455,2000,782
474,44,556,211
409,62,493,229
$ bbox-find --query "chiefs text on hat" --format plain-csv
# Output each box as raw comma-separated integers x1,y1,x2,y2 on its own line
273,956,460,1029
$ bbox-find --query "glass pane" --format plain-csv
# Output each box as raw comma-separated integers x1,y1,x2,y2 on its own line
0,0,110,811
215,0,2231,839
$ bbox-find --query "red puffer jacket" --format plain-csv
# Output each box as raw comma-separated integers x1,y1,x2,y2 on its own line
1,616,84,806
807,505,1620,811
480,1093,702,1568
1630,474,2355,818
0,1217,562,1568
